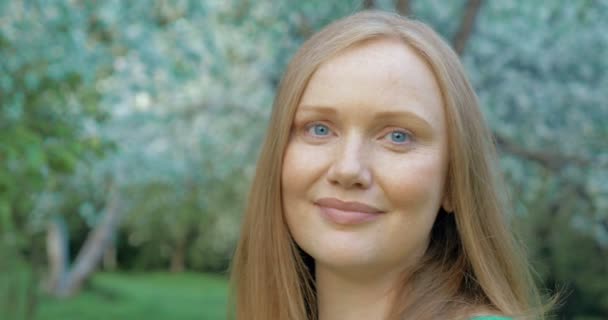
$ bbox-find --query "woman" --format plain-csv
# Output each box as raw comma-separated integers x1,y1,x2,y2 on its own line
230,10,549,320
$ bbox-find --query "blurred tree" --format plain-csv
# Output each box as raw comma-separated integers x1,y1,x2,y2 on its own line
0,0,115,315
421,1,608,318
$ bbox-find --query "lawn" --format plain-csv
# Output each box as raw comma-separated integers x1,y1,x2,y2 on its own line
37,272,228,320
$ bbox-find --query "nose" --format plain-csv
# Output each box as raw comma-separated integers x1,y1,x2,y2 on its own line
326,136,372,189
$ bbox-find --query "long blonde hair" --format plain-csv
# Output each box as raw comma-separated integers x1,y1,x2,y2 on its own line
230,10,547,320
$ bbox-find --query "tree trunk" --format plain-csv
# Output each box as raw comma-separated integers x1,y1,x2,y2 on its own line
170,240,186,273
362,0,375,9
102,242,117,271
452,0,483,56
50,186,122,297
46,217,70,293
25,264,39,320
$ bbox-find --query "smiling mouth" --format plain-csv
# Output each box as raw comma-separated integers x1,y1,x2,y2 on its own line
315,197,385,225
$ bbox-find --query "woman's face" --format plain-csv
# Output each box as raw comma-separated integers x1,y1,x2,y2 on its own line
281,38,450,278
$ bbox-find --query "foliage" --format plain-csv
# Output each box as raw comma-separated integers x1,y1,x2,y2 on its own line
1,0,114,317
0,0,108,241
463,2,608,317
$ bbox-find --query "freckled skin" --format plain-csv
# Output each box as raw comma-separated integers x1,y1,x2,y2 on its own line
281,38,450,279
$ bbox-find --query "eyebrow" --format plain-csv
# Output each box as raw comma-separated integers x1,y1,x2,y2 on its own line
296,105,434,131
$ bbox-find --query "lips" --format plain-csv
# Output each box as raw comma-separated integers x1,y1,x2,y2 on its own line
315,197,385,225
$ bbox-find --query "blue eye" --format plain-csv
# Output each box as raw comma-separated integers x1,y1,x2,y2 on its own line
386,130,411,144
308,123,331,136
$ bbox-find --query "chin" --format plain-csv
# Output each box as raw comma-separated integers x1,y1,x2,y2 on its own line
305,242,380,270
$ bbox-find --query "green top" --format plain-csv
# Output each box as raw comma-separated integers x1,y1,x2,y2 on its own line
470,317,512,320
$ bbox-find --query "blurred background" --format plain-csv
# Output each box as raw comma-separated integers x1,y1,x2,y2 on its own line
0,0,606,319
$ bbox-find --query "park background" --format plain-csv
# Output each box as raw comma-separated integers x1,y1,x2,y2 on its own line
1,0,606,319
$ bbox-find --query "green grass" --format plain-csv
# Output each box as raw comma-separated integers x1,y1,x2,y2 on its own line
37,272,228,320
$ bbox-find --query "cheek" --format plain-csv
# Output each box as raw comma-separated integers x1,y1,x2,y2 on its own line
378,151,447,211
281,144,302,194
281,142,329,197
281,142,325,249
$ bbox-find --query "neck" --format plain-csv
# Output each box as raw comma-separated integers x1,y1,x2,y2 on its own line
316,265,404,320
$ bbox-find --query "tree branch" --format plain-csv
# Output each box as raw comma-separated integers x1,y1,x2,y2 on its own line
54,182,123,297
452,0,483,56
294,13,313,38
362,0,375,9
494,133,590,170
395,0,410,16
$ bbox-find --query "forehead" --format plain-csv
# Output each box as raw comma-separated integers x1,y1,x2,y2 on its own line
298,38,445,126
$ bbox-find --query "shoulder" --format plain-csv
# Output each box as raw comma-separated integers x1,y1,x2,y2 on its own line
467,308,512,320
460,306,512,320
